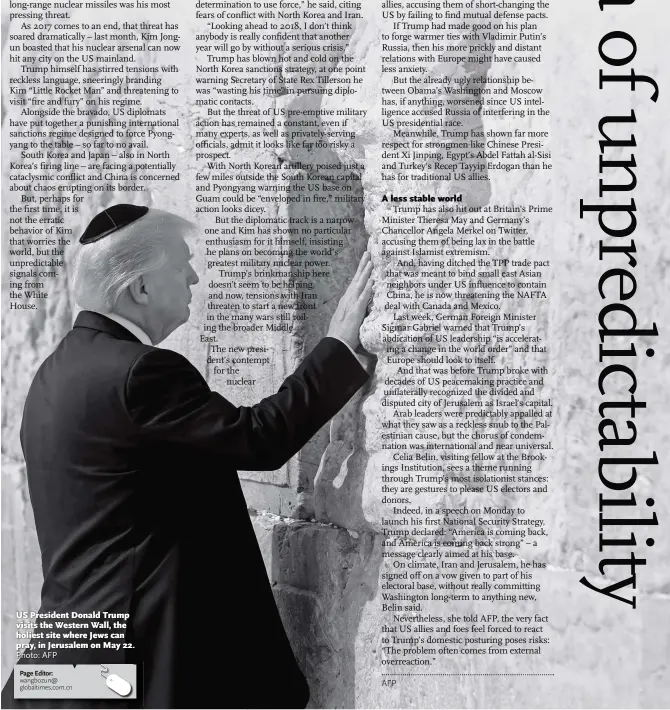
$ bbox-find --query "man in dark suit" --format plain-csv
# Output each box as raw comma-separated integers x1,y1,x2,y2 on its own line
2,205,373,709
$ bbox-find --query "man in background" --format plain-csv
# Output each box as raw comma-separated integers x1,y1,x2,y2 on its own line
2,204,373,708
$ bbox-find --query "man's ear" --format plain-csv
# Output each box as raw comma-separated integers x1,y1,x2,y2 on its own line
127,275,150,305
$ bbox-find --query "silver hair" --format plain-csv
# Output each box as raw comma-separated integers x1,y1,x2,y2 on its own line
71,208,196,312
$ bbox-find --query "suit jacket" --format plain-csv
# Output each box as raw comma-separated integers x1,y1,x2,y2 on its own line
2,311,369,709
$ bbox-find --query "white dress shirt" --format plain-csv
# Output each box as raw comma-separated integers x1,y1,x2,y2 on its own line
98,312,153,346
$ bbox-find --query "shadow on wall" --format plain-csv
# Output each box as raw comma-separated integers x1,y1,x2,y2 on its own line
268,168,380,704
277,117,380,704
271,522,382,709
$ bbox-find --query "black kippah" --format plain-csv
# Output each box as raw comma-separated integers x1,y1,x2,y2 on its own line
79,204,149,244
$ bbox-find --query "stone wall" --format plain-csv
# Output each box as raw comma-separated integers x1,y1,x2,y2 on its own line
3,0,670,706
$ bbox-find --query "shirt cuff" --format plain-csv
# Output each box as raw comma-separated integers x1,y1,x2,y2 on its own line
330,335,357,358
328,336,372,374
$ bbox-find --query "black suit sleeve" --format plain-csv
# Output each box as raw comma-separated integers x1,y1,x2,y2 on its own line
126,336,369,471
